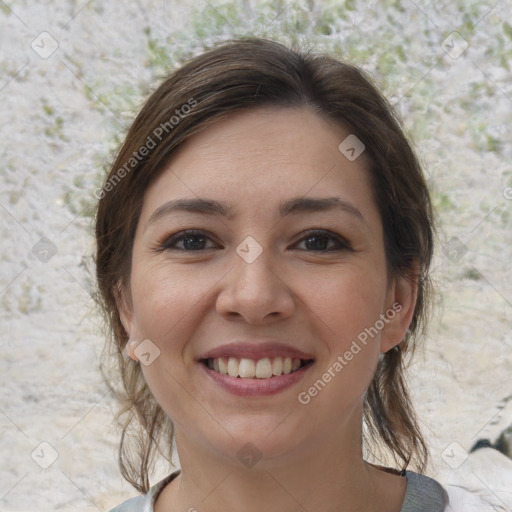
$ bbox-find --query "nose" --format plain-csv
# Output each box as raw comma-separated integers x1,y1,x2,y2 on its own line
215,242,296,324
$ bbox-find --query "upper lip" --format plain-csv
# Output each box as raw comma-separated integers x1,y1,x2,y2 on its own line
198,341,315,361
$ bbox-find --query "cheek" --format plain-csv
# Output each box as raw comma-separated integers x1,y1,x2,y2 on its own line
130,261,208,343
295,269,385,422
131,264,206,427
300,262,387,349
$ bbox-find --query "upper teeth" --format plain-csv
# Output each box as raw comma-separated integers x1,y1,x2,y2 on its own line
206,357,303,378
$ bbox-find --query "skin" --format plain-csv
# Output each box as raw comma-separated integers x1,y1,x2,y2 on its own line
118,107,418,512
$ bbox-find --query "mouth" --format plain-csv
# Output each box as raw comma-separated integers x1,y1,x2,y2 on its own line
200,356,315,379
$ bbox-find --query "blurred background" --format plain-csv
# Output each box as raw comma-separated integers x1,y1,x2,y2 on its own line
0,0,511,510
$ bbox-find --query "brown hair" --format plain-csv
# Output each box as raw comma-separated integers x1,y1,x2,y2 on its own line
95,36,434,493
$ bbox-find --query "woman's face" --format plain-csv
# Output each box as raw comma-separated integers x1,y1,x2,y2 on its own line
119,107,415,466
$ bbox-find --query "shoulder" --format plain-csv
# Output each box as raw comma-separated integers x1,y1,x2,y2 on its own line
108,470,181,512
403,469,511,512
109,495,145,512
401,471,449,511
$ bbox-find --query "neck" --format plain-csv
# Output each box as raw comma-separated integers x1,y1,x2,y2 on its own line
156,407,404,512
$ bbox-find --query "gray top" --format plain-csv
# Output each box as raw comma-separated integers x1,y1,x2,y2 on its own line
109,469,449,511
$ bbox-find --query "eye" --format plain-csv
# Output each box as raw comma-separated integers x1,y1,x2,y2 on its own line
154,229,352,254
156,230,219,252
293,230,352,252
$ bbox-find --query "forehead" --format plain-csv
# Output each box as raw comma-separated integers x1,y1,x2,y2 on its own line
139,107,377,223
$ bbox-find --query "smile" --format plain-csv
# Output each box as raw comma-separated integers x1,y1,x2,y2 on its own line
200,357,315,397
202,356,313,379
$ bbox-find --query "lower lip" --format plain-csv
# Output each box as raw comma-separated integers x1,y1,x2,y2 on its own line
200,361,314,397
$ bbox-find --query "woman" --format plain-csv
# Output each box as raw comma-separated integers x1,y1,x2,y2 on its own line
95,37,453,511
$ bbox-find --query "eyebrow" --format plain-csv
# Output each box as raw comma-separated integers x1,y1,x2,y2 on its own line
146,196,366,229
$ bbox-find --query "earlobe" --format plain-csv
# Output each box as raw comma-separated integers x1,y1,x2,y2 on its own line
380,270,418,354
123,338,140,361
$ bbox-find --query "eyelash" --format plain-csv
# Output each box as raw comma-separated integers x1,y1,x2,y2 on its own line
154,229,353,253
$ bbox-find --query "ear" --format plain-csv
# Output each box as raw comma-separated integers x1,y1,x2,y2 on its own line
379,266,419,354
114,281,140,361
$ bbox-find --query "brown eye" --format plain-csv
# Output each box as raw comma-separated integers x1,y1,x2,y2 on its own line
294,230,352,252
159,230,219,252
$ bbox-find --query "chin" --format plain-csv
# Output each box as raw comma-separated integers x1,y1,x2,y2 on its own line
204,419,309,468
